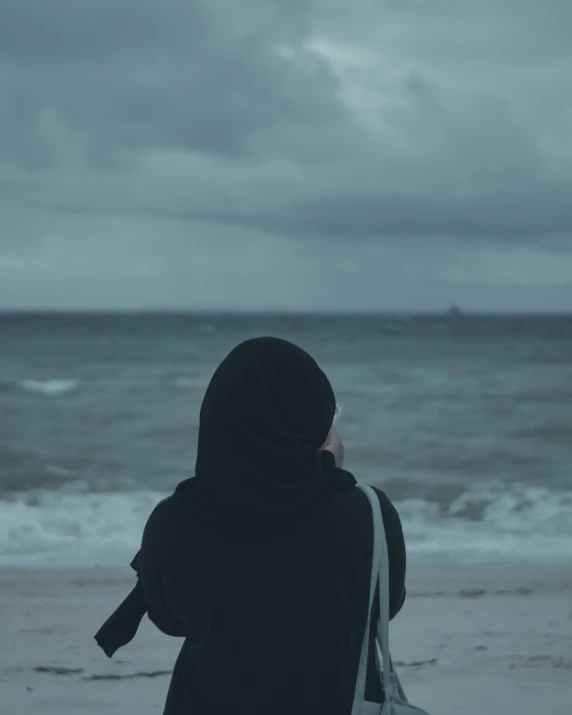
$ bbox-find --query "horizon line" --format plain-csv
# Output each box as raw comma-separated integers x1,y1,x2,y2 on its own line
1,308,571,317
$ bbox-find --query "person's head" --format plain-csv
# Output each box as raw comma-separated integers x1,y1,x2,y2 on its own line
199,336,336,450
195,337,339,528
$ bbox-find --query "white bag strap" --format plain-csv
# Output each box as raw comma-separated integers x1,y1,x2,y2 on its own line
351,483,382,714
354,484,396,709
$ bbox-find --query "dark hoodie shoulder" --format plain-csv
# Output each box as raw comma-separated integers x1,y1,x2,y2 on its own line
136,491,199,638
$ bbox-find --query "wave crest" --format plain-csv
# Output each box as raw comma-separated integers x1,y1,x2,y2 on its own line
20,379,81,396
1,484,571,568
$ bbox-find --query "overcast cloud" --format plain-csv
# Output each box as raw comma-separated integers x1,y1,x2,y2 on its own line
1,0,571,310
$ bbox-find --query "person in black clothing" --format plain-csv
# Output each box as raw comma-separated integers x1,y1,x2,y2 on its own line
95,336,406,715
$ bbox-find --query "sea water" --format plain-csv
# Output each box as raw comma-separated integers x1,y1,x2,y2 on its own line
1,312,571,569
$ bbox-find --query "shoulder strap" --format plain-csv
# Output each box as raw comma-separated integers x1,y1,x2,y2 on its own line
355,484,395,706
351,483,382,714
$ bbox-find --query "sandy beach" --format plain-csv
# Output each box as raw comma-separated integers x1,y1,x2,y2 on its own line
1,566,571,714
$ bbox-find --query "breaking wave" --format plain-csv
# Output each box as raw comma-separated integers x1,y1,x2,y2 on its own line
0,483,571,569
20,379,81,397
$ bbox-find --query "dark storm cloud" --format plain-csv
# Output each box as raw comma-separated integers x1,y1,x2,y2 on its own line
0,0,347,167
0,0,186,58
1,0,572,242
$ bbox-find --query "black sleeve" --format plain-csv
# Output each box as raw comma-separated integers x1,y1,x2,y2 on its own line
373,487,407,620
146,602,187,638
135,547,187,639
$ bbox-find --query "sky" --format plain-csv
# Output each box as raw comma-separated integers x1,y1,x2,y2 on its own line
1,0,571,312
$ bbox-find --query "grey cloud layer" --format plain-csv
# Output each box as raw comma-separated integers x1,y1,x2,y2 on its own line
1,0,572,242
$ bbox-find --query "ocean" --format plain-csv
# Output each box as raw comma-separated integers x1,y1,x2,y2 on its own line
1,312,571,570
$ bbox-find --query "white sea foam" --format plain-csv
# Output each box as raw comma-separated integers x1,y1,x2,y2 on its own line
0,485,570,569
0,489,166,568
399,485,572,567
20,379,81,396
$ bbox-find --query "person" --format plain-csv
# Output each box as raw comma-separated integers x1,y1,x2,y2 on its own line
95,336,406,715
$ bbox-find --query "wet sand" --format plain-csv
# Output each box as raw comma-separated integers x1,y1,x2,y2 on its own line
1,566,571,714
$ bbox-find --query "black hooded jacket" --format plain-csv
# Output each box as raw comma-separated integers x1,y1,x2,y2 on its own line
95,337,406,715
